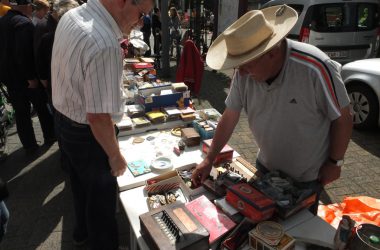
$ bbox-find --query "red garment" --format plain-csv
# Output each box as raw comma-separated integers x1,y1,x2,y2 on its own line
176,40,204,95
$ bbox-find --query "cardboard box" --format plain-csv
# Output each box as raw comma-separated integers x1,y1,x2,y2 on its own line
202,139,233,165
137,85,190,112
181,127,201,147
176,163,207,199
186,195,236,244
249,229,295,250
276,192,317,219
193,120,215,140
226,183,275,223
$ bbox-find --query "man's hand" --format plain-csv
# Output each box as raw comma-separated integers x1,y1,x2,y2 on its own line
318,161,341,186
191,159,213,187
108,153,127,177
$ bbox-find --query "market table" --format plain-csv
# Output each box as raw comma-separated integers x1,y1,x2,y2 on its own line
119,185,336,250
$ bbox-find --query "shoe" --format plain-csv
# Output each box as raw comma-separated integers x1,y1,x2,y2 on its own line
24,144,40,155
73,238,87,247
44,136,57,145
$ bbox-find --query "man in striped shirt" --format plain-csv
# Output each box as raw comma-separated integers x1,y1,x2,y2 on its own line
192,6,353,214
51,0,153,248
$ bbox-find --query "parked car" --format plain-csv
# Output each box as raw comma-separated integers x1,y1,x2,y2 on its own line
262,0,380,64
341,58,380,129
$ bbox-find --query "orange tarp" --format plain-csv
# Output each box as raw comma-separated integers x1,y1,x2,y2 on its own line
318,196,380,228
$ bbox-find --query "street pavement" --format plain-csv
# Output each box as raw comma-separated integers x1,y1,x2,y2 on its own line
0,65,379,249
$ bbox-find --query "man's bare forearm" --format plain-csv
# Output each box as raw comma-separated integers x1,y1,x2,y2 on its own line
87,113,120,159
329,106,353,160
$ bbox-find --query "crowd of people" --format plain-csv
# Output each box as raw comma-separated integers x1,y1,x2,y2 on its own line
0,0,80,244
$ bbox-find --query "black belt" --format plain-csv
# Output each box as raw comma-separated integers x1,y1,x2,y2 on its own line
56,111,89,128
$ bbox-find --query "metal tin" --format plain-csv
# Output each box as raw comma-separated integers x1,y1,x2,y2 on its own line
350,223,380,250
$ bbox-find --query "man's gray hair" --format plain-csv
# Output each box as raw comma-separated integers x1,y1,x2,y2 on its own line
53,0,79,20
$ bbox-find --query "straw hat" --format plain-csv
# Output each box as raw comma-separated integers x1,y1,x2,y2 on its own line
206,5,298,70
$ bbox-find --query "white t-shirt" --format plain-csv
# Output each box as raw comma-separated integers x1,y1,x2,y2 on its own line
225,39,350,182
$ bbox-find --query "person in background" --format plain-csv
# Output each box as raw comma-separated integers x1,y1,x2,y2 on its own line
31,0,49,25
0,0,56,153
151,7,161,55
0,177,9,243
51,0,154,248
140,12,151,56
192,5,353,215
0,0,11,17
35,0,79,111
168,6,181,56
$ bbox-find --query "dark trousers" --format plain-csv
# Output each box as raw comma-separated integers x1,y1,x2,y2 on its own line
255,160,323,215
143,31,151,56
153,33,161,55
7,86,55,148
54,112,118,250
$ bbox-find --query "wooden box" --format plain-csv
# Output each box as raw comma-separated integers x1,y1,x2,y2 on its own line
226,183,275,223
181,128,201,147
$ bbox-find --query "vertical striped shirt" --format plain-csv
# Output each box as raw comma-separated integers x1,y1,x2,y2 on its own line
51,0,125,124
225,39,350,182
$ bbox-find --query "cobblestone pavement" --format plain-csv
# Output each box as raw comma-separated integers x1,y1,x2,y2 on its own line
0,66,379,249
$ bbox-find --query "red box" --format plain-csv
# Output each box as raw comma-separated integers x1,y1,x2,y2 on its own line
202,139,233,165
131,62,154,70
226,183,275,223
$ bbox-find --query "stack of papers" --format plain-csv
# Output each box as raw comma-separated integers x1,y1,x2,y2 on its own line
126,104,145,118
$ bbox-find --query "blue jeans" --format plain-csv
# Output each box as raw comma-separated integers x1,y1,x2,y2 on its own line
255,160,322,215
55,112,118,250
0,201,9,242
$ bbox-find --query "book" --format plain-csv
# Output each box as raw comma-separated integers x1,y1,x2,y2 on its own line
117,115,133,131
132,117,151,128
126,104,145,118
146,111,166,124
185,195,236,244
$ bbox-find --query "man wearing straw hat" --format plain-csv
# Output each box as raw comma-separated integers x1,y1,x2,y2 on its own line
192,5,353,214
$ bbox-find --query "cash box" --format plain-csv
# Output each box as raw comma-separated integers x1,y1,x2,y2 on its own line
226,183,275,223
137,85,190,112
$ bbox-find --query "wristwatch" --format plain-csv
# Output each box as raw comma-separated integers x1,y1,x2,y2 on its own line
328,157,344,167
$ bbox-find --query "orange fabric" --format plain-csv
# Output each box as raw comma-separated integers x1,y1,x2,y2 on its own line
318,196,380,228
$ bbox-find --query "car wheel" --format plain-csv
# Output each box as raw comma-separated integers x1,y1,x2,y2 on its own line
346,84,379,129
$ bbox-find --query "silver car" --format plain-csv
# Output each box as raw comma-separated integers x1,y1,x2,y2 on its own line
341,58,380,129
262,0,380,64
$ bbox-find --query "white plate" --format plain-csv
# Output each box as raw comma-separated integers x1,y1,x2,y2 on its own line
151,157,173,172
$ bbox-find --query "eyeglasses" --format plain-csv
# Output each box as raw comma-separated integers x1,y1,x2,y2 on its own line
132,0,146,20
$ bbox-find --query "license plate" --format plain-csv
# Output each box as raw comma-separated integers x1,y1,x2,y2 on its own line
325,51,348,59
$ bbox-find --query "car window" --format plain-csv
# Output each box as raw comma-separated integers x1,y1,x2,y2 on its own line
357,3,378,30
309,3,352,32
307,3,379,32
288,4,303,16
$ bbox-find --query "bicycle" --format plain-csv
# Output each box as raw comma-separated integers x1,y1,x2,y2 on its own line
0,84,15,161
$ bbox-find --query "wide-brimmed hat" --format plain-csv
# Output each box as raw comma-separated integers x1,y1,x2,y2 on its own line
206,5,298,70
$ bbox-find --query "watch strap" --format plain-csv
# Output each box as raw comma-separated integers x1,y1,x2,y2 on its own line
328,157,344,166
